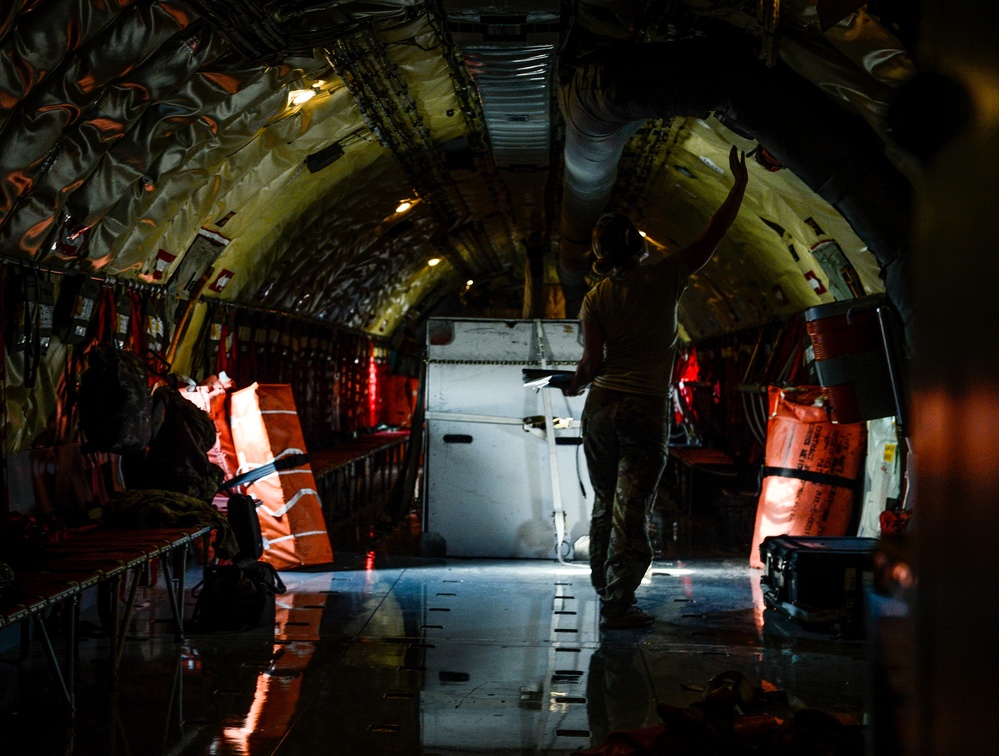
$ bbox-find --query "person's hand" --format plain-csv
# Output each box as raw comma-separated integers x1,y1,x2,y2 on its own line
548,373,572,390
729,146,748,189
548,371,580,396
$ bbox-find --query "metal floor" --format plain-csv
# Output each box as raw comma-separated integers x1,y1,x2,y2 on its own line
1,554,870,755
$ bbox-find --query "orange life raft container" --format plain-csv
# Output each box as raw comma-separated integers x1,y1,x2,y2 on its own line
749,386,867,568
229,383,333,569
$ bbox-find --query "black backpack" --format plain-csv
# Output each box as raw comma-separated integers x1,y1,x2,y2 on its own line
123,385,224,503
77,345,154,454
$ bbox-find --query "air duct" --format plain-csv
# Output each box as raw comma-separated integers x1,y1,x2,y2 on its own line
558,35,913,325
444,1,563,300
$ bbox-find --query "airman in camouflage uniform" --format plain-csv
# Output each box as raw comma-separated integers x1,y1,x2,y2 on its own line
583,387,669,605
563,147,748,629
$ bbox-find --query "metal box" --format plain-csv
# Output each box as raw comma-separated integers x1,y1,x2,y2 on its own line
423,319,591,559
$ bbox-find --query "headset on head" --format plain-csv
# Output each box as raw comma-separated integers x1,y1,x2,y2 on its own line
592,211,646,272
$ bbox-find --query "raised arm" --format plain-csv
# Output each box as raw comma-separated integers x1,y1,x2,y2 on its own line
680,146,749,275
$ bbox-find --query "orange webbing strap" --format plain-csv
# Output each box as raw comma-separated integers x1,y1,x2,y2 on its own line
86,285,115,350
127,289,146,355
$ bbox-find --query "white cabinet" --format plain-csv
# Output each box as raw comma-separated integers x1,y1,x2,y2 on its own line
424,319,591,559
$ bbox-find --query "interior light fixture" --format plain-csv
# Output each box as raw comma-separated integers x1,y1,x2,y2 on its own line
290,89,316,106
395,200,413,214
428,257,441,267
465,279,474,287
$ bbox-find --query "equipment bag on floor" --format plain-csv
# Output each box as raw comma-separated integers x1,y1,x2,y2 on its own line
191,560,286,632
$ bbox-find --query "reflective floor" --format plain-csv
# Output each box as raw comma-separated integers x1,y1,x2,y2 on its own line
1,555,871,755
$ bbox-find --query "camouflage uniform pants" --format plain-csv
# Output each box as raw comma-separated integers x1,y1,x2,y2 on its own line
582,386,669,606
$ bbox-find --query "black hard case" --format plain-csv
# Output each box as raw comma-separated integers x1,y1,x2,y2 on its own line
759,535,878,630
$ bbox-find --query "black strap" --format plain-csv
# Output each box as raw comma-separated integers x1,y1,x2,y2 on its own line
222,453,310,492
762,465,856,490
257,561,287,595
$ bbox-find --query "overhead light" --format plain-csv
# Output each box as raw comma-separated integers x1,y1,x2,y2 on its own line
465,279,474,287
638,230,647,237
290,89,316,106
428,257,441,267
395,201,413,214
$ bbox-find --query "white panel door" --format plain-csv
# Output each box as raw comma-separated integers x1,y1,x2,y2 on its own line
424,319,591,558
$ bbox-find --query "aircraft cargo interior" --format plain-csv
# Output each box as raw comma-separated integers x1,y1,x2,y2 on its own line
1,1,996,754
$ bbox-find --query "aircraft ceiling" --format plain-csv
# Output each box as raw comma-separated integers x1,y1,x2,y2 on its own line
0,0,918,353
